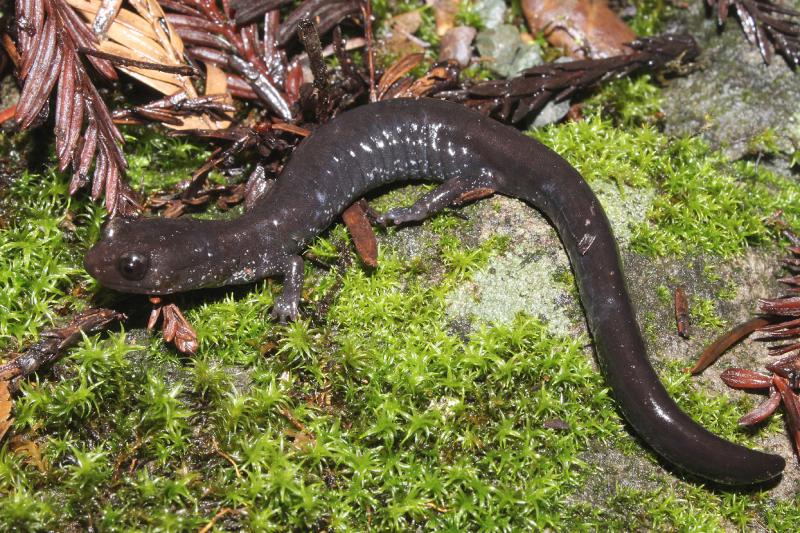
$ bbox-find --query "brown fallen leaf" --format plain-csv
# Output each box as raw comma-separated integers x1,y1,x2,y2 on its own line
148,299,199,354
383,10,428,57
738,386,781,426
342,200,378,268
689,317,774,375
67,0,225,130
774,375,800,455
428,0,459,36
0,380,12,442
9,436,47,472
521,0,637,58
377,53,425,100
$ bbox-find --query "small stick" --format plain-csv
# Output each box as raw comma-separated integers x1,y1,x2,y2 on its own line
271,122,311,136
297,18,332,121
674,286,690,339
0,309,125,389
77,47,199,75
198,508,238,533
362,0,377,102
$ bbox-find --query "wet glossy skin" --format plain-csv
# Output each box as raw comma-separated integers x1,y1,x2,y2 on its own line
85,98,785,485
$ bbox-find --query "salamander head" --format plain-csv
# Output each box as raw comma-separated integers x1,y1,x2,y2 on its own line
85,216,226,295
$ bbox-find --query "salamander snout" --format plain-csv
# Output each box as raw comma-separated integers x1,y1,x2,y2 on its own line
85,216,229,294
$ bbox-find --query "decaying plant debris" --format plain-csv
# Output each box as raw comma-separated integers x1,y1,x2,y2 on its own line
692,232,800,456
0,308,124,389
11,0,137,215
521,0,638,58
2,2,800,529
706,0,800,68
4,0,714,219
448,33,701,123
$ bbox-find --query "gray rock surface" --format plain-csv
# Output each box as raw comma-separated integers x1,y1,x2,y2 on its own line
474,0,507,29
662,2,800,160
475,24,543,77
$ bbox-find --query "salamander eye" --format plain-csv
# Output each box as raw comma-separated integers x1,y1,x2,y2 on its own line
118,252,149,281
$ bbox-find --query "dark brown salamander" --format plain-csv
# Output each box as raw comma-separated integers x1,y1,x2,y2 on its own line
85,98,786,485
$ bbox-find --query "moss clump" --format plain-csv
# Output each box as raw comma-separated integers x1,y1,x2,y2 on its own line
584,75,665,127
455,0,486,30
588,483,767,530
627,0,673,35
766,498,800,530
4,167,792,530
0,171,103,349
687,296,727,331
123,128,218,192
656,285,671,306
532,114,800,258
531,114,664,189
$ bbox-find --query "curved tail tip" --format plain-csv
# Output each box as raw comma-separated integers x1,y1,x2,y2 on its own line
752,453,786,484
719,452,785,486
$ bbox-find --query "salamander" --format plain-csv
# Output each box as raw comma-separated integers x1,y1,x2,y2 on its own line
84,98,785,485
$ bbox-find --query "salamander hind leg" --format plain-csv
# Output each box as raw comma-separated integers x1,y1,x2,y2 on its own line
376,176,495,227
270,255,304,323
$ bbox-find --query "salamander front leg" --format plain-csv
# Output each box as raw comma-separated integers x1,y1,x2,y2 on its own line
376,176,495,226
271,255,304,322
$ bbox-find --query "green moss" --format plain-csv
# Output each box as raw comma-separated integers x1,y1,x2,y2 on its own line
627,0,671,36
455,0,485,30
123,128,219,191
0,171,103,349
532,114,800,258
2,200,627,529
746,127,783,157
588,483,768,531
6,159,787,528
703,264,722,284
440,233,510,280
552,267,578,297
584,75,664,127
716,281,738,301
766,497,800,530
530,114,660,189
656,285,671,306
689,296,727,330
